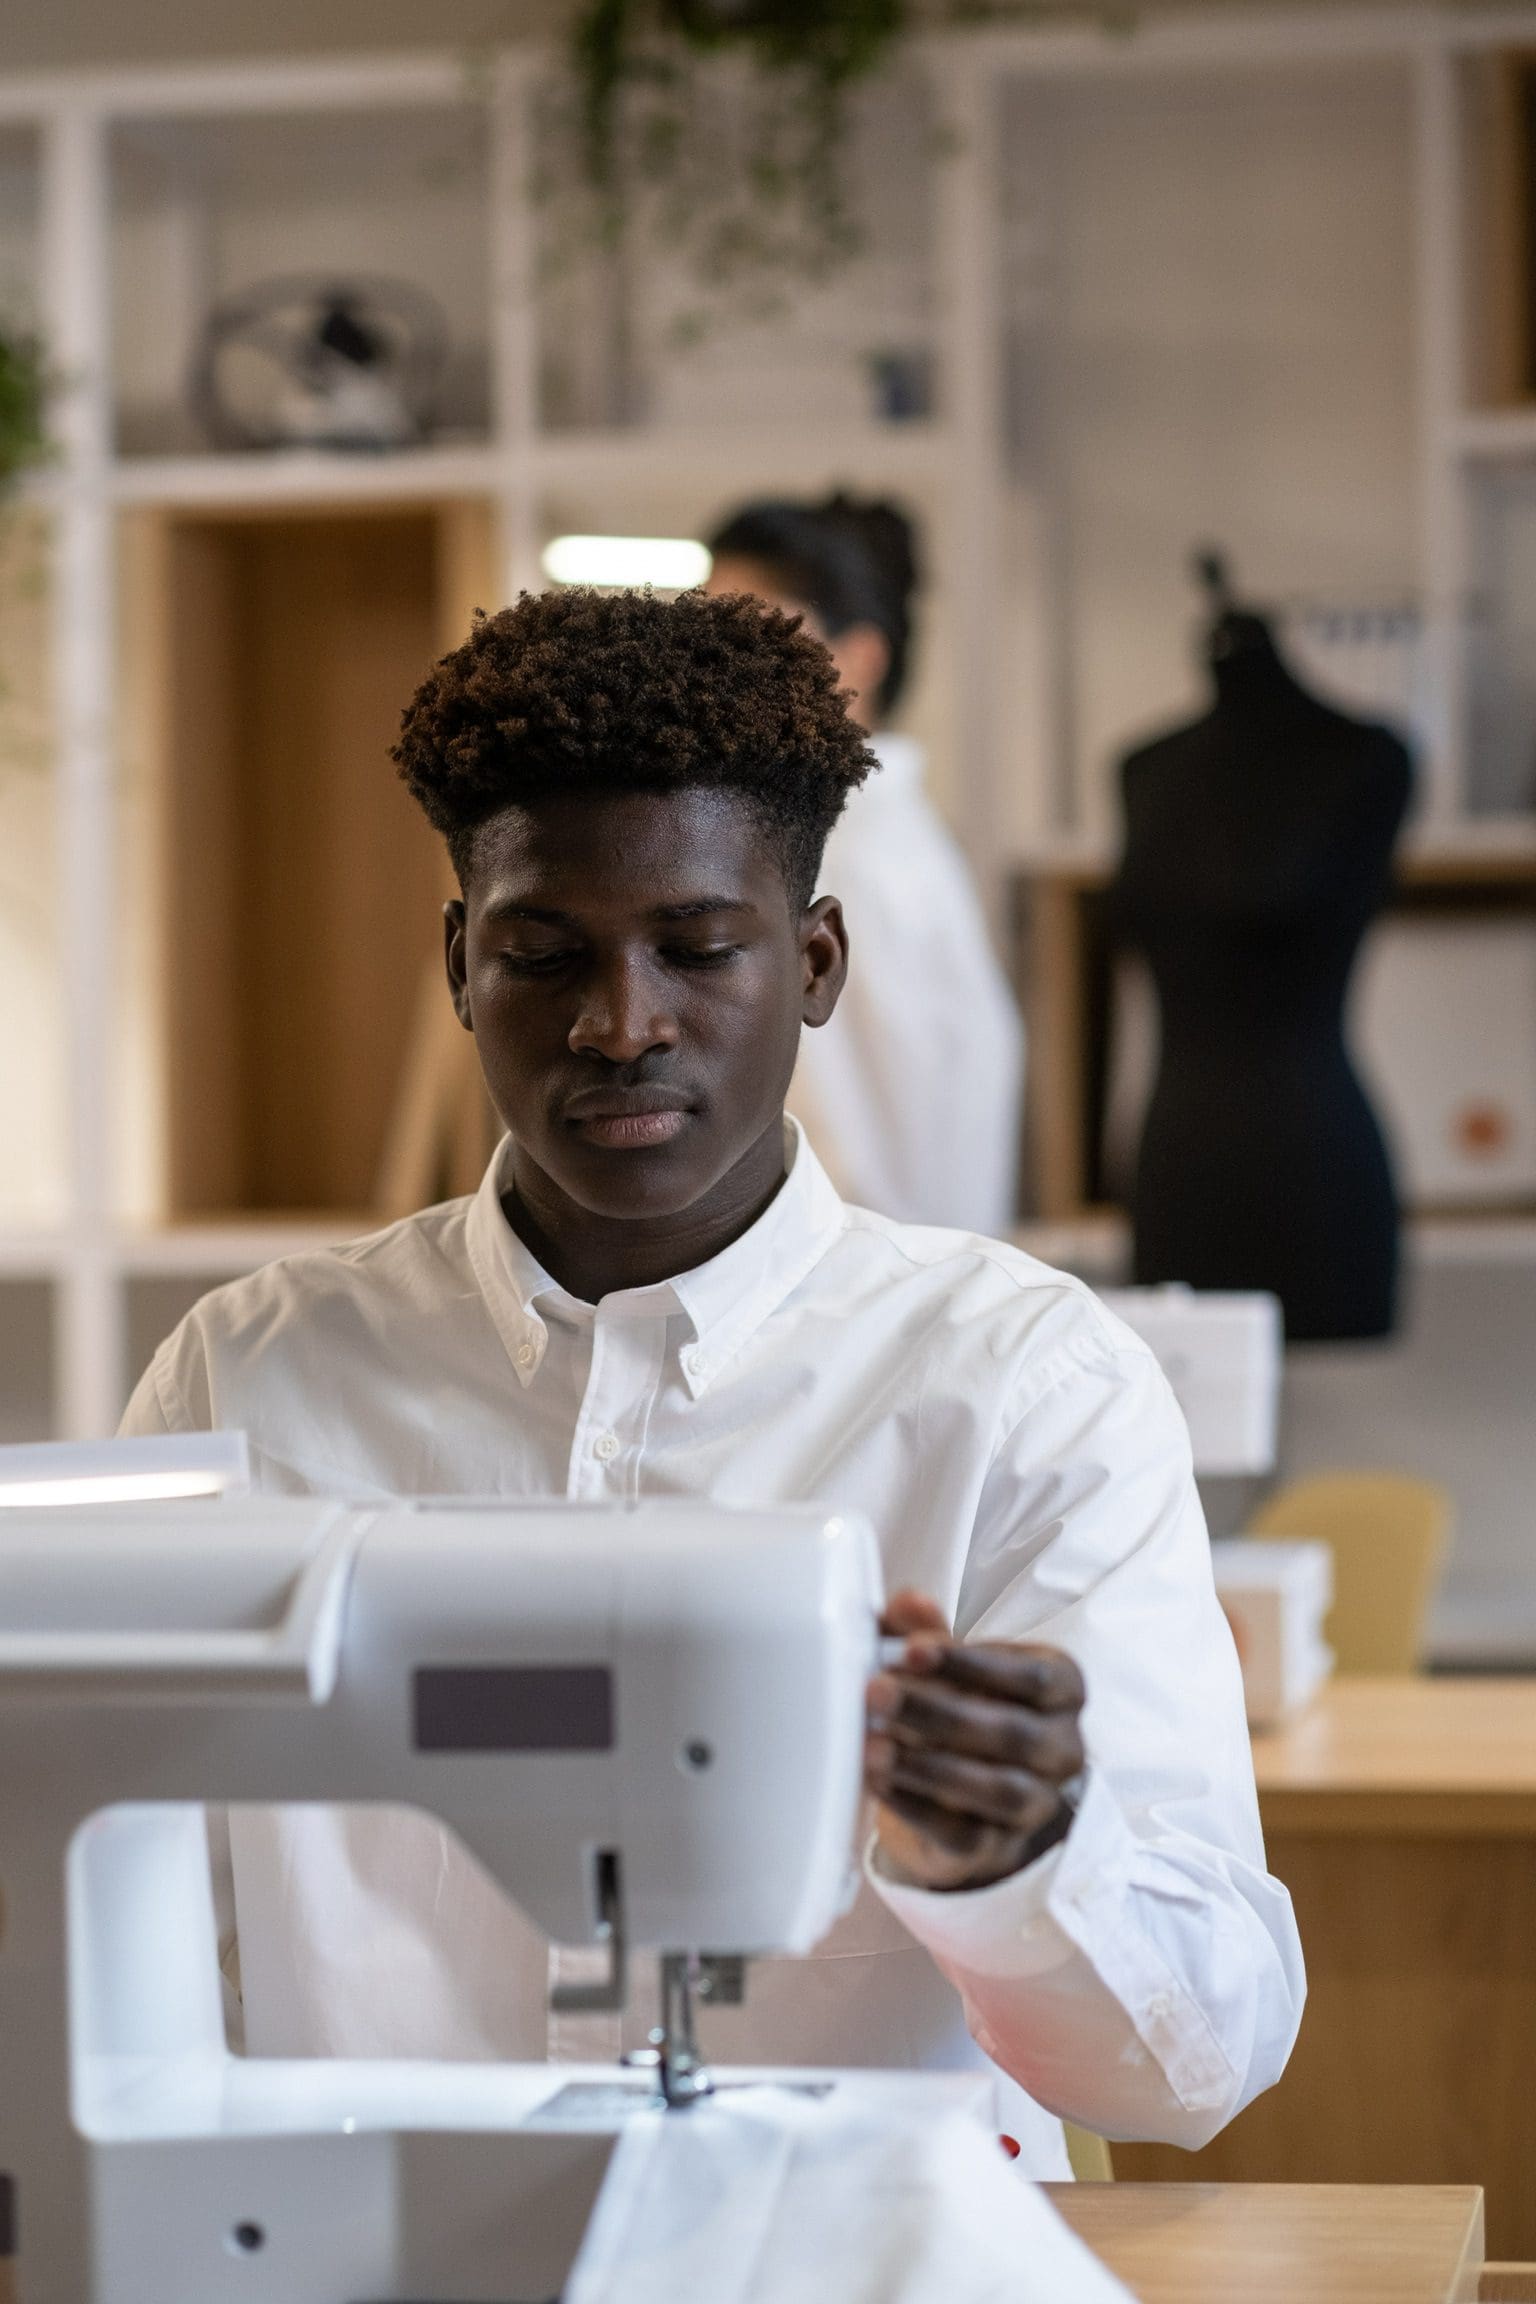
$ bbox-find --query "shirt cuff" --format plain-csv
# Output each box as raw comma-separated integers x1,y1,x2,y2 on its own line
864,1765,1133,1980
866,1768,1239,2114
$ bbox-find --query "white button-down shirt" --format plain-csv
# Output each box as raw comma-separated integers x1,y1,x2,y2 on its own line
788,734,1025,1236
121,1126,1303,2177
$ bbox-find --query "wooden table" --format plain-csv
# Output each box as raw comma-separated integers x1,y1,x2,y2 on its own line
1048,2183,1485,2304
1115,1680,1536,2258
0,2185,1484,2304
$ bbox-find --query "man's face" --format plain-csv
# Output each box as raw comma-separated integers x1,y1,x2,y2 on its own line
445,788,846,1222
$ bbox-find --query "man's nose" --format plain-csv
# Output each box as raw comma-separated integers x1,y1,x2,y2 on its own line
568,955,679,1063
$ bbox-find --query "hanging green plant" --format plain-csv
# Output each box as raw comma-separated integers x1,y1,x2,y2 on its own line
0,327,50,497
554,0,910,312
552,1,1127,313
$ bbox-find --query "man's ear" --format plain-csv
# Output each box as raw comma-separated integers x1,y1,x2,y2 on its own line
444,899,474,1032
800,895,848,1029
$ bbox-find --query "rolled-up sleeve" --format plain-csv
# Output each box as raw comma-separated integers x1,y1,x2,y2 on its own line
869,1323,1305,2149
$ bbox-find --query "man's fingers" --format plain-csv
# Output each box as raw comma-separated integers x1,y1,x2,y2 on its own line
867,1619,1086,1893
904,1639,1086,1713
880,1588,950,1639
874,1788,1032,1886
874,1674,1085,1779
879,1745,1064,1837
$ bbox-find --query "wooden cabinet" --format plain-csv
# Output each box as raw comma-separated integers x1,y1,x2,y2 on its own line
1115,1681,1536,2263
129,498,495,1219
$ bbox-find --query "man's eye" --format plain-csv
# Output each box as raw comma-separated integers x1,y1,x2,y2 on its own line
665,944,743,969
499,950,577,976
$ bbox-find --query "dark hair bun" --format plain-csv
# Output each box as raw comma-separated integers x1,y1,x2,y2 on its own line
822,493,919,613
706,491,922,716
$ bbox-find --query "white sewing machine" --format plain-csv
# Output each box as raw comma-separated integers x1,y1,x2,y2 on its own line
0,1496,985,2303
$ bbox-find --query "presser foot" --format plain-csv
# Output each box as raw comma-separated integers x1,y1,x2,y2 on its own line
619,1951,746,2108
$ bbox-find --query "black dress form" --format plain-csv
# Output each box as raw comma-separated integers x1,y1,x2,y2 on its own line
1113,610,1412,1341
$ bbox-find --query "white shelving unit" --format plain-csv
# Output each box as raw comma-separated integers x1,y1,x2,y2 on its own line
4,9,1536,1439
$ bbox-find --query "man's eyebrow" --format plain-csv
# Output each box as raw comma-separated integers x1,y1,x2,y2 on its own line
480,896,756,927
481,901,580,927
650,899,756,922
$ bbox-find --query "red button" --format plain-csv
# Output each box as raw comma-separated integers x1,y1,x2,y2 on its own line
999,2134,1021,2160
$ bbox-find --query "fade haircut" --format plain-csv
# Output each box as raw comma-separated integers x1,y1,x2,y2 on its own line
392,587,876,910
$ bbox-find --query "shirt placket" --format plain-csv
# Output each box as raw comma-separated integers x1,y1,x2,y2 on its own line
563,1301,665,1501
549,1301,669,2060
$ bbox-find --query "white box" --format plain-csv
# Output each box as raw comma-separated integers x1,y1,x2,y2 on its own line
1210,1537,1334,1729
1098,1287,1282,1476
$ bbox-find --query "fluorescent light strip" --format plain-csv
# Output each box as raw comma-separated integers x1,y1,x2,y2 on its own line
541,535,712,591
0,1472,229,1509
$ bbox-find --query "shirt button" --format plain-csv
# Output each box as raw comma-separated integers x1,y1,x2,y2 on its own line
594,1432,620,1462
1146,1991,1174,2023
517,1342,536,1369
682,1347,702,1377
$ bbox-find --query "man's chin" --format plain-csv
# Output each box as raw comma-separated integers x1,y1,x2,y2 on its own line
551,1142,717,1222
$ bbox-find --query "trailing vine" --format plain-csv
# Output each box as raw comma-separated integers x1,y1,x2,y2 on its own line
551,2,1129,314
549,0,907,313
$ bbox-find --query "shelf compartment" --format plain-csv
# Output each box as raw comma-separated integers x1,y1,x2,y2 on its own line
532,66,938,440
128,494,496,1222
108,102,494,460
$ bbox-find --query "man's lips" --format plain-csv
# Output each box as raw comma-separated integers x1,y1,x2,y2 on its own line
562,1088,694,1149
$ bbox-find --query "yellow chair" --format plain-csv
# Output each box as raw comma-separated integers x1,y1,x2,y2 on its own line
1063,2124,1114,2181
1245,1472,1452,1676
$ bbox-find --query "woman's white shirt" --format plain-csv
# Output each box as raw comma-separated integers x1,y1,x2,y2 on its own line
790,734,1024,1236
120,1125,1302,2178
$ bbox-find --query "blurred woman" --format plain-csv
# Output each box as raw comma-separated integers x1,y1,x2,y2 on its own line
705,494,1024,1237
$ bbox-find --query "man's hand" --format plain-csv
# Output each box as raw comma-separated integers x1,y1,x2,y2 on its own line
864,1589,1087,1893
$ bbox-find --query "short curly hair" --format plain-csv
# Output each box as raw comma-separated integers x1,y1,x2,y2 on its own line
392,587,876,909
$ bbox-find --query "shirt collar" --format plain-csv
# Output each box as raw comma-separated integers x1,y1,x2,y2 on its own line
667,1120,846,1395
464,1147,562,1386
464,1119,846,1395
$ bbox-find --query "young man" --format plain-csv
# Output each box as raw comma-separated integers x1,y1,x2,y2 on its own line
121,588,1303,2177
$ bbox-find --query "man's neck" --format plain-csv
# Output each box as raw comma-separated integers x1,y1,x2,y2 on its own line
502,1123,789,1304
